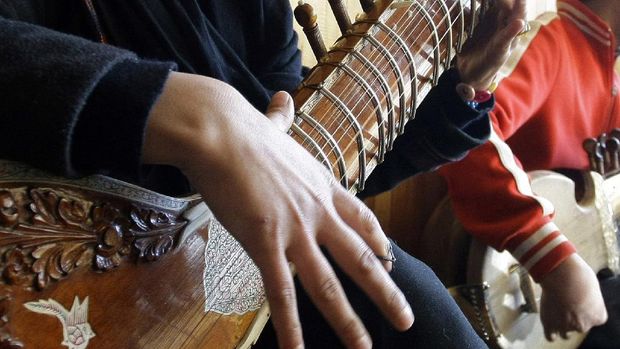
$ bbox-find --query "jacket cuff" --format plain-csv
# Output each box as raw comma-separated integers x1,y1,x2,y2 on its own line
71,58,176,182
438,68,494,128
526,240,576,282
506,222,578,282
358,69,492,198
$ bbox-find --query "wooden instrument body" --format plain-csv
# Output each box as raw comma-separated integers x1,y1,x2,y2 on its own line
0,164,267,348
371,170,619,349
0,0,480,347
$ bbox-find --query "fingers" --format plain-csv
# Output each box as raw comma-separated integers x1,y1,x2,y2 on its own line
292,240,372,349
508,0,527,23
266,91,295,132
499,0,527,46
260,251,304,349
319,212,414,332
332,189,394,271
491,0,526,52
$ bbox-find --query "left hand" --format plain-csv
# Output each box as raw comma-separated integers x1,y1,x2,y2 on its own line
539,254,608,341
456,0,527,90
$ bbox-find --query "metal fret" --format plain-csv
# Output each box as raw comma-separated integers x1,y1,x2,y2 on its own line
456,0,466,51
469,0,477,37
348,32,405,149
437,0,453,69
317,84,367,190
296,110,349,189
411,1,441,85
386,1,441,85
372,20,419,126
345,48,394,159
290,122,334,175
322,58,386,164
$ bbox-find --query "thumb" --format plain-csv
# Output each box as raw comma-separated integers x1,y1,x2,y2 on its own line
266,91,294,132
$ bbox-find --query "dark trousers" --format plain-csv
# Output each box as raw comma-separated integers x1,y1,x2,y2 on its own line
254,241,488,348
580,275,620,349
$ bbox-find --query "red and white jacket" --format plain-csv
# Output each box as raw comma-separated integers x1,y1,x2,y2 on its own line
438,0,620,281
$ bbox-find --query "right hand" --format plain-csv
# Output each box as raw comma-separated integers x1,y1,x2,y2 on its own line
457,0,527,90
143,72,414,349
539,254,608,341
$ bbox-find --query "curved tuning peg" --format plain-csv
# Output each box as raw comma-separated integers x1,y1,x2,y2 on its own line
328,0,352,35
605,137,620,173
294,1,327,61
359,0,375,13
583,137,605,174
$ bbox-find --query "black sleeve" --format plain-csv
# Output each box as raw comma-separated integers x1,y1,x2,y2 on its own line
0,16,175,180
251,0,303,95
358,68,492,198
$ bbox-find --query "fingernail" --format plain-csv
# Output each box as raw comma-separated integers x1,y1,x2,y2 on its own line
404,302,414,324
382,260,393,272
277,90,292,107
396,294,414,329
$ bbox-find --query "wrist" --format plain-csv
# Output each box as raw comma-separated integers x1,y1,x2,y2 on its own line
143,72,234,172
539,253,581,289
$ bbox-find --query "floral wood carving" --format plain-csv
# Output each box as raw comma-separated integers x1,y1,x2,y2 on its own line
0,187,187,290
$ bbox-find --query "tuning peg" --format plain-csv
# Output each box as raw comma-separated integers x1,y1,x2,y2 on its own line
359,0,375,13
294,1,328,61
605,137,620,173
583,137,605,174
328,0,352,35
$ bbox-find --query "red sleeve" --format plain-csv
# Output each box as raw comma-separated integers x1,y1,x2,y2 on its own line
438,20,576,282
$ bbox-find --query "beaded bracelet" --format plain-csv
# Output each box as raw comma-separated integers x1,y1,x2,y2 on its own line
456,82,493,109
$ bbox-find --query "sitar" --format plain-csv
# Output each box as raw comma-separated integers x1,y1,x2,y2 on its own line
380,135,620,349
0,0,482,347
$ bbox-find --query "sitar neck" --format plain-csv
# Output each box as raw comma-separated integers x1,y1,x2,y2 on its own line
291,0,478,192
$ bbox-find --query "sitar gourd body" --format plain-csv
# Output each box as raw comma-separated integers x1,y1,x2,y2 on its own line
0,0,479,347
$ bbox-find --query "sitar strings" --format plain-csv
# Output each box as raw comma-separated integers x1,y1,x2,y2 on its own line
297,0,465,176
293,0,473,188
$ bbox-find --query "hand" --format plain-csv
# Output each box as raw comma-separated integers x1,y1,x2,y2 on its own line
143,72,414,349
264,91,295,132
539,254,608,341
456,0,527,90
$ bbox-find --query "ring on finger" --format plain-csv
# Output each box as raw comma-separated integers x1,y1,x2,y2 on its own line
376,241,396,263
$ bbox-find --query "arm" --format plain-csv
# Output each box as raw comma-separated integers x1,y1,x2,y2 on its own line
359,0,526,198
142,73,414,348
1,13,412,348
439,18,606,339
249,0,303,94
0,15,174,180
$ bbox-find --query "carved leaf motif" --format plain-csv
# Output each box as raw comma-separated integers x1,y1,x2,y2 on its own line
58,197,89,229
2,250,30,286
0,186,187,290
0,192,17,228
29,190,60,227
95,223,124,258
134,235,174,262
95,253,121,271
31,243,91,289
129,209,185,261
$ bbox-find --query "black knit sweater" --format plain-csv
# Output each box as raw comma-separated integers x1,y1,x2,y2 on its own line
0,0,490,196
